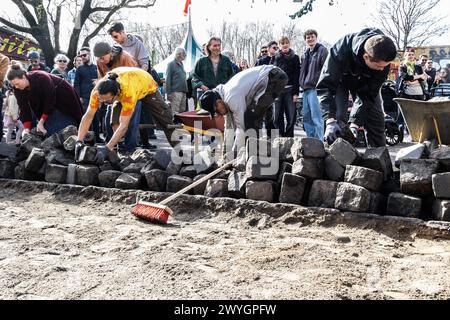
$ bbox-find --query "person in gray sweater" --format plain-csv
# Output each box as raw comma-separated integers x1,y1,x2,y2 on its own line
108,21,149,72
166,47,188,116
199,65,288,159
298,29,329,140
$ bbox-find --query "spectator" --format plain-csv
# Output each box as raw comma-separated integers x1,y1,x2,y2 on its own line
26,51,51,72
433,67,450,87
398,48,427,101
256,46,268,61
192,37,235,100
317,28,398,147
199,65,288,159
93,41,137,78
7,62,83,136
254,40,278,137
0,53,9,140
108,21,149,71
270,36,300,138
222,50,240,74
239,59,249,71
77,67,177,153
299,29,329,140
74,47,101,142
424,59,437,97
68,55,82,86
51,54,70,81
418,54,428,68
3,88,24,144
166,47,188,117
255,41,278,66
0,53,9,88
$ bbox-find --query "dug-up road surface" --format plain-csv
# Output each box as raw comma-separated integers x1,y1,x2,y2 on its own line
0,179,450,300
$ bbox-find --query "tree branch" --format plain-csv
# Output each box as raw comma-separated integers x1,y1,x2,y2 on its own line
0,16,34,33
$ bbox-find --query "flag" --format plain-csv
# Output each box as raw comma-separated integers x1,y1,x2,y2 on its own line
183,0,191,16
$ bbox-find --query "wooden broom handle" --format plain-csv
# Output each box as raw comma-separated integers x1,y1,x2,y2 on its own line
160,160,235,206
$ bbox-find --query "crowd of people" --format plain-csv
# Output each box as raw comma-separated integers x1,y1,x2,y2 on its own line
1,22,449,160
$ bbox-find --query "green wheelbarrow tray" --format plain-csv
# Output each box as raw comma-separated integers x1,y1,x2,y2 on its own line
394,97,450,145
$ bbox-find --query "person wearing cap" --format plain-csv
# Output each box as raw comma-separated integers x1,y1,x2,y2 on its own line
26,51,51,73
199,65,288,159
76,67,176,158
93,41,137,78
93,41,145,152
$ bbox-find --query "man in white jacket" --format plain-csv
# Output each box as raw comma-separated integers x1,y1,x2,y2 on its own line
199,65,288,158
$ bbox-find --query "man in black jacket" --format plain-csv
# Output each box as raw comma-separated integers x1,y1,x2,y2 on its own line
74,47,101,142
271,36,300,137
316,28,397,147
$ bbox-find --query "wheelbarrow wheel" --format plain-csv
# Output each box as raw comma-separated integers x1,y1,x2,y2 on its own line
385,123,403,146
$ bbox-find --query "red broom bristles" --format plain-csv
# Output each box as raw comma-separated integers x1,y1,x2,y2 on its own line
131,203,170,224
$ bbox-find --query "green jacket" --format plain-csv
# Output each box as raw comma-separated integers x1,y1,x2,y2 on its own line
191,55,235,90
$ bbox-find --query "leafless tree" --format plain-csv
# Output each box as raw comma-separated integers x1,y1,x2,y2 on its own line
372,0,449,50
0,0,157,66
207,20,306,66
128,22,187,65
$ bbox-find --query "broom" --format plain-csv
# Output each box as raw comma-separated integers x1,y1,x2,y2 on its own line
131,160,234,224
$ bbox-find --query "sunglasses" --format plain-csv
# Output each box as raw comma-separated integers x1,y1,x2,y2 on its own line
79,54,89,58
58,60,68,63
30,60,39,64
261,50,268,54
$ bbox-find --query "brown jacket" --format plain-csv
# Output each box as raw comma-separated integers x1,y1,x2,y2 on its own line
96,46,137,78
0,53,10,87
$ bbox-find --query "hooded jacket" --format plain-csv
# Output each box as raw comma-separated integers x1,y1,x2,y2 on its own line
299,43,328,90
316,28,390,121
214,65,277,153
270,49,300,95
120,34,150,71
96,45,137,78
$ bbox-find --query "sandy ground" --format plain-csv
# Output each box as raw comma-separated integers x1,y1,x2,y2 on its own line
0,180,450,300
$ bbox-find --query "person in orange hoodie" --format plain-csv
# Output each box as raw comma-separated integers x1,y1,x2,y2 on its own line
93,41,137,78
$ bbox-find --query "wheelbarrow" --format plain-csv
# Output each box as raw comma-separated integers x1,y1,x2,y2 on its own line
394,97,450,145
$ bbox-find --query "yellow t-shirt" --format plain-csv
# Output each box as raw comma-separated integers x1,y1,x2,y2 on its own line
89,67,158,117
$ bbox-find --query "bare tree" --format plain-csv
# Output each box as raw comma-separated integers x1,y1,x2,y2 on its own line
0,0,157,66
129,22,188,65
207,20,306,66
372,0,450,50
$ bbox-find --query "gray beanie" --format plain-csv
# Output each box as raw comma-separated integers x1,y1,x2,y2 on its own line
93,42,112,57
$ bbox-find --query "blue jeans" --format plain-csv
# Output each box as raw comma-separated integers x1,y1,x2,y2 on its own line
44,110,78,136
302,89,324,140
83,98,101,138
274,87,296,137
105,101,142,152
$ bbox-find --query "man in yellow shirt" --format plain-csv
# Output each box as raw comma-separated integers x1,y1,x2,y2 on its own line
76,67,176,156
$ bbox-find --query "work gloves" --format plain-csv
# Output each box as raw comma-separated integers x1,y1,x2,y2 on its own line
324,120,356,146
94,146,110,165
